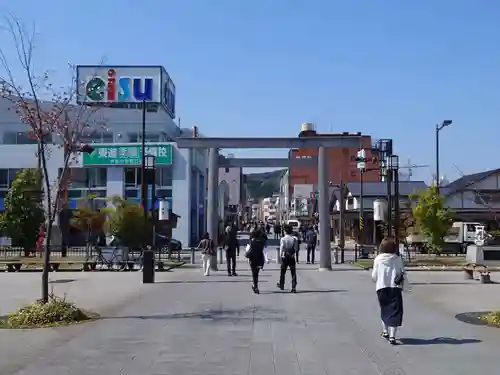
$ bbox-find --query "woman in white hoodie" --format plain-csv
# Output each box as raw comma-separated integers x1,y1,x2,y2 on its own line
372,237,405,345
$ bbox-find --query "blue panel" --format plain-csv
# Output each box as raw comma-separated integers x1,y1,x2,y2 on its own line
0,198,4,210
68,199,78,209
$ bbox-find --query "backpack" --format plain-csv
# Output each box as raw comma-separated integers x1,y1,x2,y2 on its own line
310,231,317,243
283,237,297,257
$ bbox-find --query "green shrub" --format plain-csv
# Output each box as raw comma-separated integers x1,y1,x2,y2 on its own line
480,311,500,327
1,295,94,328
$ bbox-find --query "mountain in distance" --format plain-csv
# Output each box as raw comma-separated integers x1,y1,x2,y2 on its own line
245,169,286,199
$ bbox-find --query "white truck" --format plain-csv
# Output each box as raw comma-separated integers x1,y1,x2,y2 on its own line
406,221,485,253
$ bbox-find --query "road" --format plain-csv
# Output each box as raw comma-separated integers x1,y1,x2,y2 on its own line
1,261,499,374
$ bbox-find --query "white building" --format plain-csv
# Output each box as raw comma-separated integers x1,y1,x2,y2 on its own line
0,65,207,247
278,170,290,222
218,161,244,224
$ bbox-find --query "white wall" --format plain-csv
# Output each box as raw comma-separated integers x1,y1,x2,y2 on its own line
218,167,242,206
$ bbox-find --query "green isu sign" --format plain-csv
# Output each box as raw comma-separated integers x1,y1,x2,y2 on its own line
82,144,173,166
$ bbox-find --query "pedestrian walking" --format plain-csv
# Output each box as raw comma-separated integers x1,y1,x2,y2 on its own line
277,225,298,293
291,229,301,263
197,233,215,276
305,226,317,264
224,225,239,276
372,237,406,345
245,229,266,294
274,223,281,240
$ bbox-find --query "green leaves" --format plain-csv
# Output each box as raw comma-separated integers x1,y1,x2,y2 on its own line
104,197,147,249
1,169,44,251
411,185,452,252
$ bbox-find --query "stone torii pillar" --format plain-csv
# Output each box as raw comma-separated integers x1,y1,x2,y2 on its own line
318,146,332,270
207,147,219,270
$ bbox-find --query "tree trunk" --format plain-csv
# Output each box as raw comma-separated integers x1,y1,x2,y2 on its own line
41,218,52,303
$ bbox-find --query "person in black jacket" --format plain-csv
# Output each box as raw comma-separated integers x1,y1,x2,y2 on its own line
224,225,239,276
246,229,266,294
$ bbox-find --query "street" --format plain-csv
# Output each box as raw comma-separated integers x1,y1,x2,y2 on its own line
0,261,499,374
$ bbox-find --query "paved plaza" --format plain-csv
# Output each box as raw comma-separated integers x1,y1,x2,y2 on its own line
1,258,499,375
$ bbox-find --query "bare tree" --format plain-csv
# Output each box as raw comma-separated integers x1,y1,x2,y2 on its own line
0,16,104,303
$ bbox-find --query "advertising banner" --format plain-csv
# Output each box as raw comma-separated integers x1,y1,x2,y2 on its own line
76,65,164,106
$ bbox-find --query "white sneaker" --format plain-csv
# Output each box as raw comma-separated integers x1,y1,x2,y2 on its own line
204,273,210,276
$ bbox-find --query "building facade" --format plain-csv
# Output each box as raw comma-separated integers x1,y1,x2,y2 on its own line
218,165,244,224
0,65,206,248
288,124,381,198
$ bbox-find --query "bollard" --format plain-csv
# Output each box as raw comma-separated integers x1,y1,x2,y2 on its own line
190,248,196,264
276,247,282,264
142,250,155,283
480,272,492,284
219,247,224,265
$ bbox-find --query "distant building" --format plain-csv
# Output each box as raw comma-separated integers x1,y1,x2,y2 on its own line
218,162,245,224
288,123,382,199
440,168,500,221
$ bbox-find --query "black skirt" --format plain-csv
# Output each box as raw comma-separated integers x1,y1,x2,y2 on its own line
377,287,403,327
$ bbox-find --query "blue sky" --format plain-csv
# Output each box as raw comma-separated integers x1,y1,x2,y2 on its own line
1,0,499,181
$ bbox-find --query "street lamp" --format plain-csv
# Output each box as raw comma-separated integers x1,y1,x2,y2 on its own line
436,120,452,193
142,154,156,284
386,155,400,248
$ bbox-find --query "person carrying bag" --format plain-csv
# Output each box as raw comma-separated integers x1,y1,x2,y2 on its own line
372,237,407,345
277,225,298,293
197,233,215,276
245,229,266,294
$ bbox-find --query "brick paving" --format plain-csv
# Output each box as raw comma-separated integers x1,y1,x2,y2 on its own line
1,258,499,375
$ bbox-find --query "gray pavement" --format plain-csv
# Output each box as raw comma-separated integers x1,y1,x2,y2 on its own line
1,261,500,374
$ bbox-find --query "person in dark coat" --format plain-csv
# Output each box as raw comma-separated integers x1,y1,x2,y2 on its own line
224,225,239,276
305,226,318,264
372,237,406,345
246,229,266,294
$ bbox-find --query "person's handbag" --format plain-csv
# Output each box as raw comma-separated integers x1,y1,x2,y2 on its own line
244,243,252,258
394,272,405,286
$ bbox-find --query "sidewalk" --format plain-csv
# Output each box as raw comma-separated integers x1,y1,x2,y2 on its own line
1,262,499,374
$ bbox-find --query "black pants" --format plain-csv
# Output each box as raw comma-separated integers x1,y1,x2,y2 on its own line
279,255,297,289
226,249,236,274
307,244,316,263
250,263,260,288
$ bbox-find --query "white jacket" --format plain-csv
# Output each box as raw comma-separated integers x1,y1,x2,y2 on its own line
371,253,406,291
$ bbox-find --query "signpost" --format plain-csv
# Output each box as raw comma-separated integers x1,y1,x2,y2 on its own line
82,144,173,166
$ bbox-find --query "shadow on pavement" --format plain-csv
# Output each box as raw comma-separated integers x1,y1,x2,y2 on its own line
410,282,487,286
155,279,268,284
259,289,347,295
104,306,287,323
399,337,482,345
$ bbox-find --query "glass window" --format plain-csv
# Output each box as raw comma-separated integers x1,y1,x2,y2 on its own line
128,132,139,143
88,168,107,187
8,169,21,186
69,168,87,188
125,189,138,198
124,168,137,187
3,132,17,144
156,166,172,187
156,188,172,198
102,132,114,143
67,190,82,198
0,169,8,188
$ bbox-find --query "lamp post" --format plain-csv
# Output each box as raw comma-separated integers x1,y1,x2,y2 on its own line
143,154,156,284
355,149,368,259
144,154,156,244
387,155,400,249
436,120,452,193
